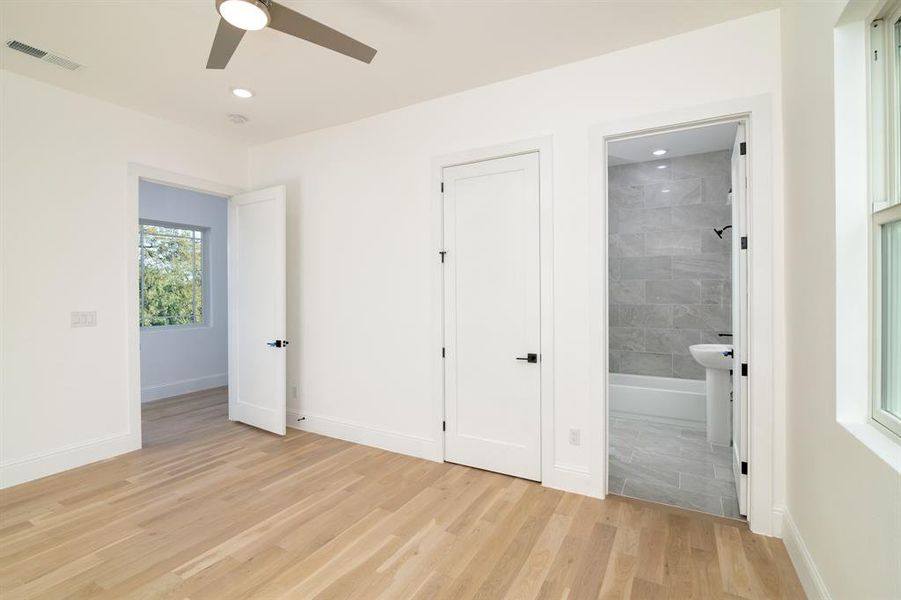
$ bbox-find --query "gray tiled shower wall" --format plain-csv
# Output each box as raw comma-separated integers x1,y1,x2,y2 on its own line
608,150,732,380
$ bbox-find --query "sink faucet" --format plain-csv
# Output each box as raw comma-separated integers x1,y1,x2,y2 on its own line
723,349,734,358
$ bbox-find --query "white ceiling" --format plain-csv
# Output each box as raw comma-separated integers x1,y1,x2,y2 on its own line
0,1,778,144
608,122,739,165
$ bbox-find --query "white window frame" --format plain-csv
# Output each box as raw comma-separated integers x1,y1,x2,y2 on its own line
870,1,901,438
872,204,901,437
139,219,209,330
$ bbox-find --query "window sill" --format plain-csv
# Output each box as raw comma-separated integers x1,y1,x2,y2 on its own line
140,324,210,333
838,419,901,474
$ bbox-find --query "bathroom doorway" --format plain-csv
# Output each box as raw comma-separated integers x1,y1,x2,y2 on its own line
605,120,749,519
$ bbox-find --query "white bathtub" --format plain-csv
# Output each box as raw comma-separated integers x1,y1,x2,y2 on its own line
608,373,706,430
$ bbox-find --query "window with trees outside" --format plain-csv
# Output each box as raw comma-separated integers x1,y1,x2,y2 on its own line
871,1,901,438
139,222,206,328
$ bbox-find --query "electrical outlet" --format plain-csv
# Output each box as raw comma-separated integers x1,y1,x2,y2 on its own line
569,428,581,446
70,311,97,327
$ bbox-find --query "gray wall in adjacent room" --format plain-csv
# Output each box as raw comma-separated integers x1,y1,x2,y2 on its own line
139,180,229,401
608,150,732,380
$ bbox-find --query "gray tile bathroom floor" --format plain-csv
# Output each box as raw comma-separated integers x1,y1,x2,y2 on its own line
608,417,742,519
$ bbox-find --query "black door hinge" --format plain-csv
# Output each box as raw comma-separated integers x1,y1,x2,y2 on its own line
739,142,747,156
741,363,748,377
440,182,444,193
441,347,445,358
442,421,446,431
740,236,748,250
439,250,447,263
740,461,748,475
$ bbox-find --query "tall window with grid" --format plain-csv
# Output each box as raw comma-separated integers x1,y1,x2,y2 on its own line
871,2,901,436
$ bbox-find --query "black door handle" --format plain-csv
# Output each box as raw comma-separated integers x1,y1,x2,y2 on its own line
516,353,538,364
267,340,289,348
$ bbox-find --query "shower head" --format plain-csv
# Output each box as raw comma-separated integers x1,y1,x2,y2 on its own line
714,225,733,239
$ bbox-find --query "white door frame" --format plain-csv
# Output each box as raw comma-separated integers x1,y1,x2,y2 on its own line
588,95,784,536
126,163,243,448
430,136,560,489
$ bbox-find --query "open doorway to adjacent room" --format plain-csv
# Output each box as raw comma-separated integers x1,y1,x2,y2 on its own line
605,120,749,519
138,180,230,445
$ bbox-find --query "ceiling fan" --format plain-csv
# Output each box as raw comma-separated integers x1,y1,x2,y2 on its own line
207,0,377,69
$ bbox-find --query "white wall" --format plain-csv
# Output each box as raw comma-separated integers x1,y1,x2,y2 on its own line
247,12,784,494
0,71,247,487
780,2,901,598
139,181,229,402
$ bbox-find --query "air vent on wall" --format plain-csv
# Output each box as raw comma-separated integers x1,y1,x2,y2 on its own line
5,39,83,71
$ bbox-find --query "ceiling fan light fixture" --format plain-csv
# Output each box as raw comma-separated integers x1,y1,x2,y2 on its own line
218,0,270,31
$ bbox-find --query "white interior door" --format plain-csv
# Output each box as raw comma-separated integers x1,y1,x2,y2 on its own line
228,185,287,435
731,124,749,515
443,152,541,481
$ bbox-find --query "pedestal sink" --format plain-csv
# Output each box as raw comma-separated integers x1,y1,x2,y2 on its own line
689,344,733,445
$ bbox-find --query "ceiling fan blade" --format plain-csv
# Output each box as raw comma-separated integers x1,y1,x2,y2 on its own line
268,2,377,64
206,18,246,69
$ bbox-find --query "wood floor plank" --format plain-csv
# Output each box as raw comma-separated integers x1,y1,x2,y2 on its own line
714,523,756,599
0,389,805,599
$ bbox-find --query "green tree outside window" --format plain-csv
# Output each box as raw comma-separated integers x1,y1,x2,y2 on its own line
139,223,204,327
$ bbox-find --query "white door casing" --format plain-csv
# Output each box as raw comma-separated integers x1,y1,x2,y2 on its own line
443,153,542,481
228,185,287,435
731,123,749,515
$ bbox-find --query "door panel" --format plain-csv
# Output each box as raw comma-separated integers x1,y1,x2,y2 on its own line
731,124,749,515
228,186,287,435
443,153,541,481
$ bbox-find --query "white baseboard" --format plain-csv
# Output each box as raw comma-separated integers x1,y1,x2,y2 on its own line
0,431,139,489
543,462,592,495
287,411,595,497
287,410,443,462
141,373,227,402
771,505,785,538
782,509,831,600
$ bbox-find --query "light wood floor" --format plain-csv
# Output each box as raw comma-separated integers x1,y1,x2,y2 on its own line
0,389,805,599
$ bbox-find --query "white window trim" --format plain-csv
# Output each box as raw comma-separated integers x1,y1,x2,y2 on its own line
834,0,901,473
871,203,901,437
870,1,901,439
139,219,210,330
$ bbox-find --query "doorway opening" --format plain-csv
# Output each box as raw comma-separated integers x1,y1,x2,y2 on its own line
138,180,230,446
135,177,289,446
605,120,749,519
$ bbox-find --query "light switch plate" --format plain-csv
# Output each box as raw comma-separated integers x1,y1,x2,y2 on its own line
71,311,97,327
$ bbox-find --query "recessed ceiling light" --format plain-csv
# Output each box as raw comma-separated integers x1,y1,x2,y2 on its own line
656,164,668,169
218,0,270,31
661,189,671,193
231,87,254,99
228,113,249,124
652,149,668,156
